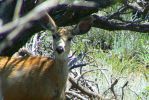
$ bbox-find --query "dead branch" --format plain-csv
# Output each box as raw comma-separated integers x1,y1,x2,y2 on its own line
92,14,149,33
68,76,104,100
69,63,88,70
1,0,149,56
103,78,118,99
77,68,107,82
0,0,59,55
127,87,142,99
13,0,23,20
110,79,118,99
66,91,86,100
0,0,59,34
127,2,144,12
121,81,128,100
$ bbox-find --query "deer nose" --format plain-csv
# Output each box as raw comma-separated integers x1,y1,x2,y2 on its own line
56,46,64,54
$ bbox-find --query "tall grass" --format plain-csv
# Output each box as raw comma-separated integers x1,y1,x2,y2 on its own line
72,27,149,75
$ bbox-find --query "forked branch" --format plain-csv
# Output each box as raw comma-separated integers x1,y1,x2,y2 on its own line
68,76,104,99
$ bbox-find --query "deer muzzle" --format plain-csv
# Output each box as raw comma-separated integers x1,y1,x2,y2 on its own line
56,46,64,54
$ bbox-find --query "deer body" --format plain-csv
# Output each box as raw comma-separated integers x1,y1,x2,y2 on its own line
0,56,68,100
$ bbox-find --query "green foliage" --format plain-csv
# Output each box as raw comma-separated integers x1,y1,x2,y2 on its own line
140,86,149,99
70,26,148,99
72,27,148,74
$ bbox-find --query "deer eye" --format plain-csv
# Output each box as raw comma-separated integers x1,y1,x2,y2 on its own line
52,34,56,39
68,37,72,41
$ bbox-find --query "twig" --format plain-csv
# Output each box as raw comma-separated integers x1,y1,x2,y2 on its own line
0,24,25,51
103,78,118,99
69,63,88,70
107,6,128,20
77,68,107,82
68,76,104,99
69,51,76,59
127,87,142,99
127,2,144,12
13,0,23,20
121,81,128,100
110,79,118,99
66,91,87,100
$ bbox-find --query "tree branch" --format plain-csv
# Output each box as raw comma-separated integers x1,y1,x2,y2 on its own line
68,76,104,99
92,14,149,33
66,91,87,100
1,0,149,56
0,1,99,56
0,0,59,56
121,81,128,100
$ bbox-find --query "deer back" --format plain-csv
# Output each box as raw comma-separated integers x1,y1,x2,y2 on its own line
0,56,68,100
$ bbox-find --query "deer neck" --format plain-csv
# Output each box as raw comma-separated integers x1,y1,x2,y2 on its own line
53,55,69,88
54,52,68,62
54,54,69,71
55,58,68,66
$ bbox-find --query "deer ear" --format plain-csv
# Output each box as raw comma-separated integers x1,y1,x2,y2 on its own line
73,16,94,35
41,13,57,33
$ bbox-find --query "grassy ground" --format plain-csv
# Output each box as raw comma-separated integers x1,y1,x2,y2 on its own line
71,27,149,99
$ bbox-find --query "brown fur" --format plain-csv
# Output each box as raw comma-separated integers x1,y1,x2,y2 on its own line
0,56,68,100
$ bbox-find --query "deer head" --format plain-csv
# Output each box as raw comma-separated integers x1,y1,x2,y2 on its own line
44,13,94,60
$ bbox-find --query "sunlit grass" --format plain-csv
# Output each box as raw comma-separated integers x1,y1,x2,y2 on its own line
72,27,149,76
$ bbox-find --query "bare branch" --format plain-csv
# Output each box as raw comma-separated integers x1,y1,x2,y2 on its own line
107,6,128,20
77,68,107,82
127,1,144,12
121,81,128,100
103,78,118,99
0,0,59,54
110,79,118,99
13,0,23,20
68,76,104,99
66,91,87,100
0,1,99,56
92,14,149,33
0,0,59,34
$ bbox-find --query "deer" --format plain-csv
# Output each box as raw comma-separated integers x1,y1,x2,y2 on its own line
0,12,94,100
